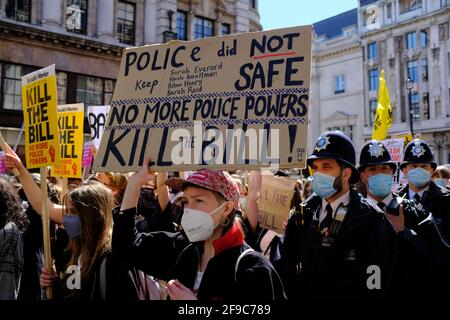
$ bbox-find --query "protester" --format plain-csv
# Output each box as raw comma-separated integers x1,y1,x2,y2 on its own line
432,165,450,189
136,172,181,233
67,178,83,191
94,172,128,206
358,140,450,298
0,177,27,300
5,149,138,300
281,131,396,300
302,178,312,199
16,174,60,301
397,139,450,239
113,161,287,300
242,171,290,282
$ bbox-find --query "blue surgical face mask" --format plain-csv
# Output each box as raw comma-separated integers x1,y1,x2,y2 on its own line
368,174,393,198
407,168,431,188
63,215,81,240
311,171,338,199
433,178,448,188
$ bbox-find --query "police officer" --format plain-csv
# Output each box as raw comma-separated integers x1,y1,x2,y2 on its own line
397,139,450,240
281,131,396,300
358,140,450,298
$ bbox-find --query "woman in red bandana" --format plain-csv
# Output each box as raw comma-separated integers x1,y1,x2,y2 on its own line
113,158,286,300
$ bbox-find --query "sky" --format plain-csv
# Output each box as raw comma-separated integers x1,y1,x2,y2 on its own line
259,0,359,30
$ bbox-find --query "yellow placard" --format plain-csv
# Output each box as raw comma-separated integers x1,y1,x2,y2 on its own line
22,65,60,168
51,104,84,178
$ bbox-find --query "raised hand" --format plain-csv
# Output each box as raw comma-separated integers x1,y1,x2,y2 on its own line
166,279,197,300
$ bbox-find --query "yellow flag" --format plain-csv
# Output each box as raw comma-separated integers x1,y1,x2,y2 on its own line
372,70,393,140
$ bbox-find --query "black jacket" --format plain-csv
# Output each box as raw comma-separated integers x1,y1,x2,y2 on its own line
112,207,287,301
384,192,450,298
397,181,450,240
281,190,396,300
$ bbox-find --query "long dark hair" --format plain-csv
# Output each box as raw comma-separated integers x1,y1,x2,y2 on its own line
0,176,28,231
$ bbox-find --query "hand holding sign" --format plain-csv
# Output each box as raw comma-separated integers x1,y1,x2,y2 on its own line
0,132,20,176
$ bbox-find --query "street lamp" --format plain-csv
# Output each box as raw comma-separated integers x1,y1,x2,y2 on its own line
406,78,414,137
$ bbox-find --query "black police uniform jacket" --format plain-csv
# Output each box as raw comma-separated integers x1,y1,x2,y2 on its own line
397,181,450,241
112,207,287,301
394,185,450,297
281,190,396,300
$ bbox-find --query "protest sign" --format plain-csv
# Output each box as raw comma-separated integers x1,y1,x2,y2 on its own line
258,174,296,233
51,104,84,178
383,138,404,162
21,65,60,299
383,138,405,190
88,105,110,149
82,142,94,167
22,65,60,169
0,152,6,174
93,26,312,172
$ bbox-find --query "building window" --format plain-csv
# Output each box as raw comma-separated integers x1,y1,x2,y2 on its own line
250,0,257,9
422,92,430,120
406,31,416,49
57,72,67,106
327,125,353,141
387,2,392,19
104,79,115,105
448,53,450,77
75,75,115,111
221,23,231,35
66,0,88,34
407,60,418,82
369,69,379,91
368,42,377,59
194,16,214,39
5,0,31,22
176,11,188,40
369,98,378,125
421,58,428,81
76,75,103,110
420,30,427,48
410,93,420,121
400,0,422,13
335,75,345,94
116,1,135,45
1,63,35,111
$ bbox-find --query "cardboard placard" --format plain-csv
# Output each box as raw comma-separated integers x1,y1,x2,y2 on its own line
258,174,296,233
93,26,312,172
51,104,84,178
88,105,110,149
22,65,60,168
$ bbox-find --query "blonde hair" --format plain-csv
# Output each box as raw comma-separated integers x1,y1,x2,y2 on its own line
102,172,128,205
65,183,114,281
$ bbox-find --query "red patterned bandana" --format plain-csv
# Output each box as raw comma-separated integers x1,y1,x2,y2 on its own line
166,169,240,209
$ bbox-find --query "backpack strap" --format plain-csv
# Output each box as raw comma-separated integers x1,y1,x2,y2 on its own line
234,248,255,283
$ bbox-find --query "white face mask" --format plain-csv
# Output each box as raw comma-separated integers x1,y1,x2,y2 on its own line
181,203,226,242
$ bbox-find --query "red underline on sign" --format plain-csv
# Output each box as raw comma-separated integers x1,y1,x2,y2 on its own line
252,51,297,60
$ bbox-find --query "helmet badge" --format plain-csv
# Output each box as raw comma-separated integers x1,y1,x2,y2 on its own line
368,143,384,158
315,135,331,152
411,142,425,158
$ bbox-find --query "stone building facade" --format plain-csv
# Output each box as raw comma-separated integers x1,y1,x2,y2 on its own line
310,0,450,164
0,0,261,159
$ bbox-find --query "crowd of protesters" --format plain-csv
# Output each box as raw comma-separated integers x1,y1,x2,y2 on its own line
1,132,450,301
